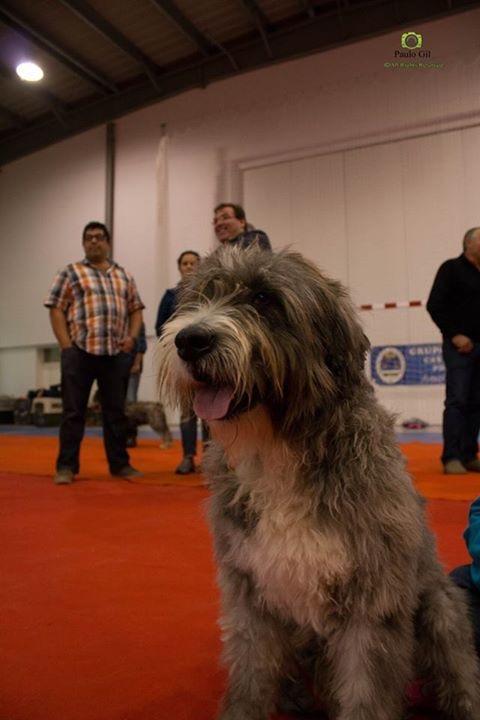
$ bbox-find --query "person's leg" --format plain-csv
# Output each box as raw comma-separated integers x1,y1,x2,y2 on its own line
464,344,480,463
176,404,197,473
125,372,140,446
181,408,197,458
442,341,476,465
201,420,210,448
56,346,95,475
126,372,140,404
97,352,133,473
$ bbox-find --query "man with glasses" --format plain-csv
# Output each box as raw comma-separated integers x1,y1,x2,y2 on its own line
45,221,144,484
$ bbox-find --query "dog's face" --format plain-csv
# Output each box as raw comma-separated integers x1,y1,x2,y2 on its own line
157,246,369,437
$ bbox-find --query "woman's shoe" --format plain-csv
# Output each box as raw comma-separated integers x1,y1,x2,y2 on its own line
175,456,196,474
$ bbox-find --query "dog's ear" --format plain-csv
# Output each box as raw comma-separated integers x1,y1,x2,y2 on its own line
281,254,370,397
269,254,370,437
321,280,370,393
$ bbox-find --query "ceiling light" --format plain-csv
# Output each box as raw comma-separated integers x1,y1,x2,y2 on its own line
16,62,44,82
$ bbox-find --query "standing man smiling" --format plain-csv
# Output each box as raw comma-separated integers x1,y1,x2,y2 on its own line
45,221,145,484
213,203,271,250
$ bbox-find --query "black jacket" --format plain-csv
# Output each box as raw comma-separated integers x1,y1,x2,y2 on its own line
427,254,480,341
227,229,271,251
155,287,178,337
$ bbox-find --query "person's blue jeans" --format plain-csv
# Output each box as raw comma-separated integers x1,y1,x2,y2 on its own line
126,371,141,404
180,404,209,457
125,372,141,442
442,340,480,464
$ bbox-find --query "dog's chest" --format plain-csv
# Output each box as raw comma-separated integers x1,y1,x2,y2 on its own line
229,485,351,631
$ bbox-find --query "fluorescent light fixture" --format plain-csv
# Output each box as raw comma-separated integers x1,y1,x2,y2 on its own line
16,62,44,82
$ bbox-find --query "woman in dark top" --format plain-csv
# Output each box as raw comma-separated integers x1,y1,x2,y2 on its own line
156,250,206,474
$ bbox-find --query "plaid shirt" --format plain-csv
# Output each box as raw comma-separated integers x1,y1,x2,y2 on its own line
44,259,144,356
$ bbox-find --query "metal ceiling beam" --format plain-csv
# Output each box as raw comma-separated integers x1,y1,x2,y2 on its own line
0,2,118,94
0,103,26,129
148,0,239,71
241,0,271,29
58,0,162,92
148,0,215,56
299,0,316,19
209,38,240,72
2,0,480,165
239,0,273,57
0,61,68,126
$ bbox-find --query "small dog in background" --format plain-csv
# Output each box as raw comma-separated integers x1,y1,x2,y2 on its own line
157,245,480,720
125,401,173,448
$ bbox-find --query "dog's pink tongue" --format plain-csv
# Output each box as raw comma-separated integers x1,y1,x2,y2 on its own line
193,386,233,421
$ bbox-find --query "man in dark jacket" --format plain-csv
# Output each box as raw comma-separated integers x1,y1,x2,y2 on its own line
213,203,271,250
427,227,480,474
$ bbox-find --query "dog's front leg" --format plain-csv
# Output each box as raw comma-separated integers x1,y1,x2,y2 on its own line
217,566,288,720
326,614,414,720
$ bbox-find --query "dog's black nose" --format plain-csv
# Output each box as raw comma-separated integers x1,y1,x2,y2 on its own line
175,325,216,361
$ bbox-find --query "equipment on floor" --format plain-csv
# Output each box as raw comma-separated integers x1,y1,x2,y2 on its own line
0,395,15,423
31,396,63,427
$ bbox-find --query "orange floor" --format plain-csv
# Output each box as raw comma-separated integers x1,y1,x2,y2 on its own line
2,435,480,498
0,434,479,720
0,435,205,487
405,441,480,501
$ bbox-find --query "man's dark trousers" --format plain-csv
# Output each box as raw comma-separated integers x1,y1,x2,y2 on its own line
442,340,480,464
57,345,133,474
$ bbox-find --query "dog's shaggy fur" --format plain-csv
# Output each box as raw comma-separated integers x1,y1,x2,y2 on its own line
157,245,480,720
125,401,172,448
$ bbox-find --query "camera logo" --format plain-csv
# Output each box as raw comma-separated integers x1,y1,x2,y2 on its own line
401,32,423,49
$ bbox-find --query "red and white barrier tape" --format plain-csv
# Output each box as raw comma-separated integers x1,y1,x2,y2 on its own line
358,300,425,311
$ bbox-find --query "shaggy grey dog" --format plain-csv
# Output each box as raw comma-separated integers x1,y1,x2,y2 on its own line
125,401,172,448
157,245,480,720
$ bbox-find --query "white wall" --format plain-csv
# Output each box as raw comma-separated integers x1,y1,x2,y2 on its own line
242,123,480,422
0,127,105,348
1,9,480,419
0,347,38,398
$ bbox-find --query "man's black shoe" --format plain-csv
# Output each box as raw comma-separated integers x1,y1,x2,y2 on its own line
112,465,143,479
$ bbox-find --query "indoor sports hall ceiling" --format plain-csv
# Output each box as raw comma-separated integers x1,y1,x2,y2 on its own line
0,0,479,165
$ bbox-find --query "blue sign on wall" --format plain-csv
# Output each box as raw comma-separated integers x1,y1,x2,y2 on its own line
371,343,445,386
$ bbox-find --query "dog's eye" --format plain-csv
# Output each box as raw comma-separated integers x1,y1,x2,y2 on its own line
251,291,272,308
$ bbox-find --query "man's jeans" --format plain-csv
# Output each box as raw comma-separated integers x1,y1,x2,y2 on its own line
126,371,141,404
442,340,480,464
57,346,133,474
